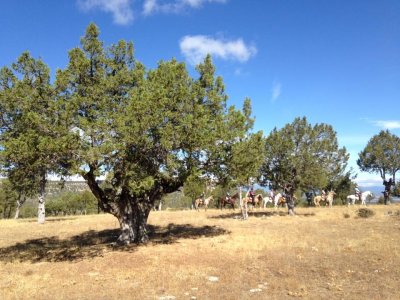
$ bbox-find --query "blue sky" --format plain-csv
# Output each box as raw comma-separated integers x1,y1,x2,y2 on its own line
1,0,399,187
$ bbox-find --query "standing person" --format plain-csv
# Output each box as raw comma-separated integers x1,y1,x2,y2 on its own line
383,178,393,205
305,190,313,207
284,183,295,215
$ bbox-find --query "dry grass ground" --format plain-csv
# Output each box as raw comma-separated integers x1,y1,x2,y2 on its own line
1,205,400,300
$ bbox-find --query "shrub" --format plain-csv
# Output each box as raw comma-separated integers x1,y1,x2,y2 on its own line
357,208,375,218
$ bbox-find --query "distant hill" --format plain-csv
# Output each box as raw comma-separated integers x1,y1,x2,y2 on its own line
358,185,384,195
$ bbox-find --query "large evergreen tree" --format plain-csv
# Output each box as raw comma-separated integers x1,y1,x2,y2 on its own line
55,23,261,243
260,117,349,198
0,54,74,223
357,130,400,183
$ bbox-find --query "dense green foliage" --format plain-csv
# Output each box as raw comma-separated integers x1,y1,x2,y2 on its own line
0,52,76,222
260,117,350,197
357,130,400,182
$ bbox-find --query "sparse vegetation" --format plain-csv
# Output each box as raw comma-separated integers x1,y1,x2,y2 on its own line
357,208,375,218
0,205,399,299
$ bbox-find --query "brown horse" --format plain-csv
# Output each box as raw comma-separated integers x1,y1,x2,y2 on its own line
244,194,263,209
219,196,236,210
194,196,214,211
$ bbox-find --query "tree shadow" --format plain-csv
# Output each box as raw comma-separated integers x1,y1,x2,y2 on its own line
23,217,78,223
0,224,229,263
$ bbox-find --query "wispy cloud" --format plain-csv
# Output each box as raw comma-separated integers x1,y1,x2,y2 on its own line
271,80,281,103
78,0,134,25
180,35,257,65
372,120,400,130
143,0,227,15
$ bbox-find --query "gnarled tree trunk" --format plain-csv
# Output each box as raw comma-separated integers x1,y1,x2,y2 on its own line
116,199,152,244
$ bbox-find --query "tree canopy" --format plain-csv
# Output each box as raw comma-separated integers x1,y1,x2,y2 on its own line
0,52,76,223
357,130,400,183
260,117,349,196
54,23,263,243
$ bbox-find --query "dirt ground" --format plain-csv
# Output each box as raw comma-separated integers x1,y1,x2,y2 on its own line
0,204,399,299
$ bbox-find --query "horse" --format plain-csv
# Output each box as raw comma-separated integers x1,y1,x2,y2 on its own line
194,196,214,211
273,193,286,208
314,191,335,207
346,191,373,206
244,194,263,209
219,195,236,210
263,195,274,208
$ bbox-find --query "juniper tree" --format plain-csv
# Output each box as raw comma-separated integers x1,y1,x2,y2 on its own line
261,117,349,199
0,54,74,223
56,24,261,243
357,130,400,195
357,130,400,182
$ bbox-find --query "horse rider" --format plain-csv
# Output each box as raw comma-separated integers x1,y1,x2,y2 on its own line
355,185,361,202
269,189,275,202
199,192,205,203
321,189,327,200
225,191,231,201
246,187,255,203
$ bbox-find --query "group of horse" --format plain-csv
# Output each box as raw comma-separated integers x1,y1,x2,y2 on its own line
193,190,374,211
194,192,287,211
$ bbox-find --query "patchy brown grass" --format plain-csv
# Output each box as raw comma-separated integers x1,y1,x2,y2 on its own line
1,205,400,299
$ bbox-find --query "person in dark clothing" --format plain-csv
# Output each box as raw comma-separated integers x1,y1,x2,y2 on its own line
382,178,394,205
305,191,313,207
284,183,295,215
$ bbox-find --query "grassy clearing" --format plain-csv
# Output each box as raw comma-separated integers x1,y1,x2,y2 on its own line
1,205,400,299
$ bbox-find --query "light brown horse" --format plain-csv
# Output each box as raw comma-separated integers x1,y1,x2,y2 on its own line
244,194,263,209
273,193,286,208
194,196,214,211
314,191,335,207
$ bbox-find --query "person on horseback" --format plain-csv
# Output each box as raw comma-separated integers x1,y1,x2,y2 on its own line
321,189,327,200
246,187,255,203
199,192,205,203
225,191,231,201
269,189,275,201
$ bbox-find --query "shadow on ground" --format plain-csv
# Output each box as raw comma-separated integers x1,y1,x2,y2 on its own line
210,210,316,219
0,224,229,263
23,217,78,223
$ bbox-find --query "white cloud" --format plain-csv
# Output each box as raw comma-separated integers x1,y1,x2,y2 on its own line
271,81,281,103
78,0,134,25
180,35,257,65
143,0,227,15
372,120,400,130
